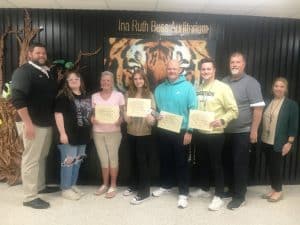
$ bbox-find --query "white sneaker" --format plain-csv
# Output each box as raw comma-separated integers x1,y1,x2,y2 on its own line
190,188,211,198
208,196,224,211
177,195,188,209
152,187,171,197
72,186,85,196
62,189,81,200
123,188,134,196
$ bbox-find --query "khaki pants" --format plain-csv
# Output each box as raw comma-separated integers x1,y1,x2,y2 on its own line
15,121,24,137
22,126,52,202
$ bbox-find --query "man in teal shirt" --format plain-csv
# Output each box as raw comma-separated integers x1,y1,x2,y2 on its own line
152,60,197,209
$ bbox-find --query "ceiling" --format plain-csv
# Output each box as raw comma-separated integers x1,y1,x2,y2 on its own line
1,0,300,19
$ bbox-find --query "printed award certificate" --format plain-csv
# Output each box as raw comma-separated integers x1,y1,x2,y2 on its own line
127,98,151,117
157,111,183,133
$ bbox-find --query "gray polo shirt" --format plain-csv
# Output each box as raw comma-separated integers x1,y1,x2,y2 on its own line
222,73,265,133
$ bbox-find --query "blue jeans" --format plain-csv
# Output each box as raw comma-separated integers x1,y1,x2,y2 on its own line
58,144,86,190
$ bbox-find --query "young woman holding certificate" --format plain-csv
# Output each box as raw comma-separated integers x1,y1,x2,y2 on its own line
91,71,125,198
123,70,156,205
261,77,298,202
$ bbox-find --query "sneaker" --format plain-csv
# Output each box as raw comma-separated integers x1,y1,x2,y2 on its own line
38,186,60,194
221,191,233,199
62,189,81,200
208,196,224,211
227,198,246,210
190,188,211,198
23,198,50,209
72,186,85,196
123,188,134,196
177,195,188,209
130,195,149,205
152,187,171,197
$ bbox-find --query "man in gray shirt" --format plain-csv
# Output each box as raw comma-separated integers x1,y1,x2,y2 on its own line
222,52,265,210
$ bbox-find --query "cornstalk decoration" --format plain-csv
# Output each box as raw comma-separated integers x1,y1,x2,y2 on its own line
0,98,23,185
13,9,43,66
0,28,11,93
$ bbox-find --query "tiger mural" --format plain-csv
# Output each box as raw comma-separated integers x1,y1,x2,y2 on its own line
105,38,211,91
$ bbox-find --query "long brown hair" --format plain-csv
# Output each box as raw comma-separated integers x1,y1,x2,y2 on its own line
57,70,86,100
127,70,151,98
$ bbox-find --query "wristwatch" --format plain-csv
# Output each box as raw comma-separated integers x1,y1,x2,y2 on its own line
288,140,294,144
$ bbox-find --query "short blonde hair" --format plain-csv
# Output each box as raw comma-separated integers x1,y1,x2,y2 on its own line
101,71,114,77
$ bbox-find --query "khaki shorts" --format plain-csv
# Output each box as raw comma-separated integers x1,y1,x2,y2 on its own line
93,132,122,168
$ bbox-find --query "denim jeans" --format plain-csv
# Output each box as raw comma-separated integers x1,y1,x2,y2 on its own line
58,144,86,190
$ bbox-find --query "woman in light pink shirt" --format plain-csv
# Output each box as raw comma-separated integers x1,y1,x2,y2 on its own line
91,71,125,198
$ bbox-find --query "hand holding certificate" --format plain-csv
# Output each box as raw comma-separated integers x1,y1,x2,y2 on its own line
127,98,151,117
95,105,119,124
188,110,215,131
157,111,183,133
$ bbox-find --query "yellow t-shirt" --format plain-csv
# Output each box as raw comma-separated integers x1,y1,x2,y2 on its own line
195,79,238,134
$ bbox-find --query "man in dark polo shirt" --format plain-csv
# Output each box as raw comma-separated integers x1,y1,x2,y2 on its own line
222,52,265,210
11,43,58,209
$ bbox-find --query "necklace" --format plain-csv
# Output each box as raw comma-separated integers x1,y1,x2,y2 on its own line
266,98,282,136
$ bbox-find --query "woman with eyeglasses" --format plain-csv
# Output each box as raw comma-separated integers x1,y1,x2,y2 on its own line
55,71,92,200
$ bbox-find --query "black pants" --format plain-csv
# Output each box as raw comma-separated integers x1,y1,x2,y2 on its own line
223,132,250,200
157,129,189,196
127,134,152,198
262,142,283,192
194,132,225,197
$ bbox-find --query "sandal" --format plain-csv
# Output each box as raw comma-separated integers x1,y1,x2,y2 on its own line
261,192,273,199
94,185,108,196
105,187,117,198
268,193,283,202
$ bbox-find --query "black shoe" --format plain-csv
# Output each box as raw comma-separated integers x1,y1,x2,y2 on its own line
38,186,60,194
221,191,233,199
130,195,149,205
227,198,245,210
23,198,50,209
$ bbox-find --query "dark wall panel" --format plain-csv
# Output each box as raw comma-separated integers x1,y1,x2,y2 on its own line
0,8,299,185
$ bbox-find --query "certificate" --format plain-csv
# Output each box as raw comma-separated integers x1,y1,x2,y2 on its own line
157,111,183,133
188,110,215,131
95,105,119,124
127,98,151,117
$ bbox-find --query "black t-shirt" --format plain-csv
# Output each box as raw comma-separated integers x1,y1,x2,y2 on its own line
55,93,92,145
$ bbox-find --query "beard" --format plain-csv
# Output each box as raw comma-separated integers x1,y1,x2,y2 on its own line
230,68,240,75
31,58,47,66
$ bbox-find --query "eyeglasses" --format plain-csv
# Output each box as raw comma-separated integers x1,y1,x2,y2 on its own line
67,78,80,82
